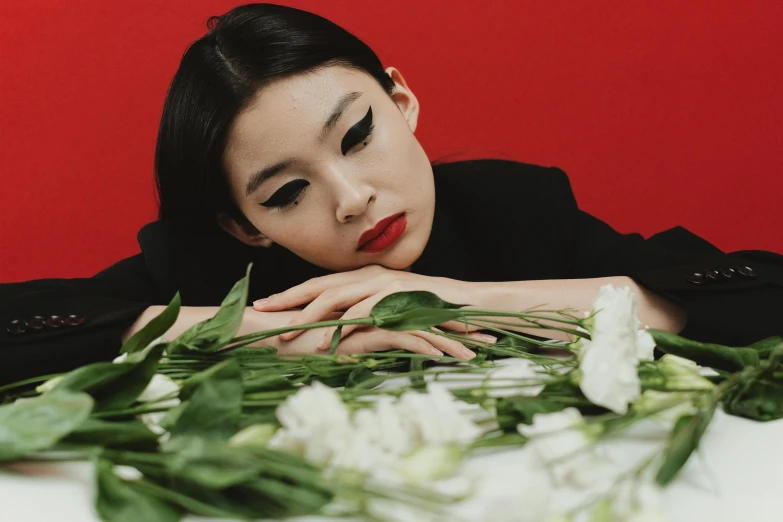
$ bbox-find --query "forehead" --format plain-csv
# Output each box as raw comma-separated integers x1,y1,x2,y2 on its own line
225,66,376,157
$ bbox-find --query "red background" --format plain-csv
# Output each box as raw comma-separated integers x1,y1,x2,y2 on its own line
1,1,781,283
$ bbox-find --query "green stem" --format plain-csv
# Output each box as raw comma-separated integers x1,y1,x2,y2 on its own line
0,372,64,395
224,318,375,349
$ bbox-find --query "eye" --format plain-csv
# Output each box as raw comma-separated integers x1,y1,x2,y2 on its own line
341,106,374,155
260,179,309,209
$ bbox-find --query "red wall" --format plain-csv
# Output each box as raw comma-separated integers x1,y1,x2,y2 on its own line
2,1,781,282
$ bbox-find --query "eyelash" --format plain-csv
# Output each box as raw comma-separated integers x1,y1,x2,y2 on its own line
260,120,375,210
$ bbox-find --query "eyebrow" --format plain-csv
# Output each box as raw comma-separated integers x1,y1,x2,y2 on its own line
244,91,363,196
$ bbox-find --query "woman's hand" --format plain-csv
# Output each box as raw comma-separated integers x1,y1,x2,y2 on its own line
253,264,492,351
273,316,483,360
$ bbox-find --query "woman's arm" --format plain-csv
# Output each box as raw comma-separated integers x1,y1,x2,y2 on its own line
122,305,301,348
467,276,687,342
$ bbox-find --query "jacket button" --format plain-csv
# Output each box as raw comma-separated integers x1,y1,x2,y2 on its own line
687,272,707,284
718,267,735,279
63,315,86,327
704,269,720,281
7,319,28,335
736,265,757,278
44,315,64,328
28,316,46,330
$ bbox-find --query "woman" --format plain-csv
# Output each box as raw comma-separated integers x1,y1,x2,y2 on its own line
2,3,782,386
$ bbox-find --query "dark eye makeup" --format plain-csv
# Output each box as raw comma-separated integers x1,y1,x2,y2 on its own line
260,106,375,209
340,106,374,155
259,178,309,208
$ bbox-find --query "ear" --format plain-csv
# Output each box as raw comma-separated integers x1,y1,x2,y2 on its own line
385,66,420,133
216,213,274,248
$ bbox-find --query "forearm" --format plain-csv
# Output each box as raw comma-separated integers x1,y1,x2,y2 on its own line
468,276,688,342
121,305,299,348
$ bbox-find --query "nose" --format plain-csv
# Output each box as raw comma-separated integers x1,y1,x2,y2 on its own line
333,170,377,223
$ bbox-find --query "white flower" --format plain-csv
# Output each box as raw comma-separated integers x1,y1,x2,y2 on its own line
112,336,167,364
578,285,650,414
657,354,715,391
275,381,351,436
353,395,417,455
394,382,483,446
228,423,277,448
134,373,180,436
482,359,545,398
268,381,481,482
517,408,611,488
35,376,63,393
633,390,697,423
396,444,466,484
451,452,553,522
137,374,179,403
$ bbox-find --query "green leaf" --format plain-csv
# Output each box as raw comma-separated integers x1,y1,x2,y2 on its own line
95,458,182,522
242,375,293,394
495,335,537,353
169,359,243,440
135,453,331,520
497,396,568,427
409,357,426,387
722,346,783,421
52,345,165,411
0,390,94,461
161,436,267,489
345,366,376,388
374,308,466,331
748,336,783,359
328,325,343,355
655,407,715,485
170,263,252,352
372,290,468,317
122,293,181,355
649,330,759,371
723,380,783,421
64,419,159,450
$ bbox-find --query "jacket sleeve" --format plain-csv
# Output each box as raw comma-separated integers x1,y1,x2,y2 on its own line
0,254,160,386
551,166,783,346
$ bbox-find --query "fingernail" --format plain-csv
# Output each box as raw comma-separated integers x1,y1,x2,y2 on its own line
478,334,497,343
428,347,444,356
317,335,328,349
254,298,269,307
462,347,476,359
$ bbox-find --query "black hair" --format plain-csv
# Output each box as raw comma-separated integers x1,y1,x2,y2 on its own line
154,3,396,228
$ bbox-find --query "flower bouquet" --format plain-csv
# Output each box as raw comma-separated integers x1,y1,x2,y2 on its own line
1,264,781,522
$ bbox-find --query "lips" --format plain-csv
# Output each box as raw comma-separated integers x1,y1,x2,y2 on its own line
357,212,405,251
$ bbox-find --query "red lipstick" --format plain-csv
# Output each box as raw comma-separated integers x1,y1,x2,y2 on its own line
357,212,407,253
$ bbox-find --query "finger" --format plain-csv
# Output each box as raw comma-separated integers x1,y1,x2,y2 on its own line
278,285,379,342
439,319,484,334
314,292,391,349
253,266,384,311
335,329,444,358
410,330,476,360
465,331,498,344
252,274,342,311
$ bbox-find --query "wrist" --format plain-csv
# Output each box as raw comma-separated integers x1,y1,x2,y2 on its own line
240,308,300,349
464,280,499,310
121,305,165,344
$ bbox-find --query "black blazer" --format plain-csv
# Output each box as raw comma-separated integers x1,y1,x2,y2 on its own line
2,159,782,385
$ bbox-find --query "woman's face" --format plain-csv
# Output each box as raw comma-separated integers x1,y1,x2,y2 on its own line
221,65,435,272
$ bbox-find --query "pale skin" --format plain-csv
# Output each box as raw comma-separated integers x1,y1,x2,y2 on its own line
124,64,687,357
